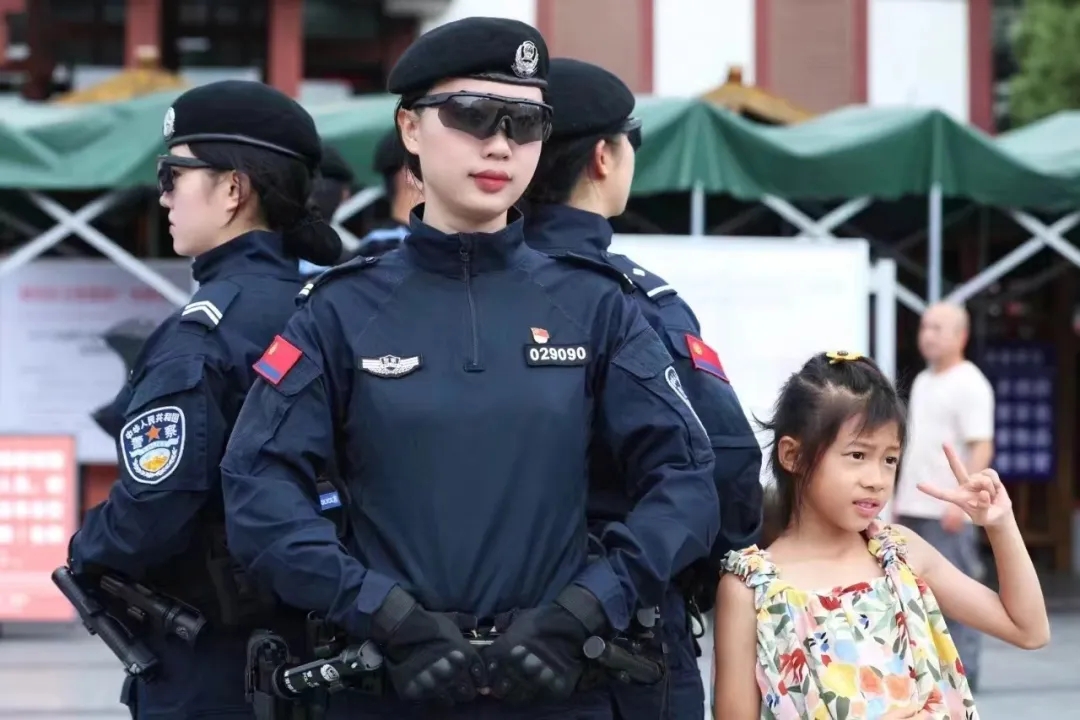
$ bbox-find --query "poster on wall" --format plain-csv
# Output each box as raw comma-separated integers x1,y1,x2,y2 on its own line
0,434,77,622
980,342,1056,482
0,259,192,463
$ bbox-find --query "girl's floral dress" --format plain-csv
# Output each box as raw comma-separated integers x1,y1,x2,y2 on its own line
722,522,977,719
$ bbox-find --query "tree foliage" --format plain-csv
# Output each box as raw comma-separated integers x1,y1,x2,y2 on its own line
1009,0,1080,127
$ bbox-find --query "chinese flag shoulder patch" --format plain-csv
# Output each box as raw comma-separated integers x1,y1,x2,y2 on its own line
254,335,303,386
685,334,728,382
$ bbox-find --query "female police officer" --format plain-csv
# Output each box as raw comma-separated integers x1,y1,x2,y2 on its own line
68,80,341,718
523,58,764,720
220,18,720,720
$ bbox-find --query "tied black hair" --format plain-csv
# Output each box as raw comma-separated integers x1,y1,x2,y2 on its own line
189,141,343,267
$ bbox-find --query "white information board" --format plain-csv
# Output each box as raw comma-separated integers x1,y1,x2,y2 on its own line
0,259,192,463
609,235,873,484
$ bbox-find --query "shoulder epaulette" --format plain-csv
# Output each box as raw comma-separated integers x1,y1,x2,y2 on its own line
180,281,240,330
605,253,677,300
549,251,635,294
296,255,380,305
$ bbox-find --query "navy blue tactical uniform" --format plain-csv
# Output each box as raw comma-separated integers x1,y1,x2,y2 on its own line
220,208,720,719
68,80,341,719
70,231,305,718
527,205,763,719
524,57,763,720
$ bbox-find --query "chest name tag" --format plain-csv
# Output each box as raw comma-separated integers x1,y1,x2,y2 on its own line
525,344,589,367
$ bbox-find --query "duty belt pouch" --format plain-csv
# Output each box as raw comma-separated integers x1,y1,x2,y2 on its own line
205,527,276,629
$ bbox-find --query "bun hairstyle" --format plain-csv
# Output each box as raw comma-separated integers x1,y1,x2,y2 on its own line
758,351,907,543
189,141,343,267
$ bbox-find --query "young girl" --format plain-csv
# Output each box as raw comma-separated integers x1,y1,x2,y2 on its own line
713,351,1049,720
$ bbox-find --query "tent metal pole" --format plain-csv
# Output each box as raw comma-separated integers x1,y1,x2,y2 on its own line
944,212,1080,304
0,191,125,279
760,195,871,240
690,182,705,236
759,194,926,313
331,186,386,251
895,284,928,314
927,183,943,303
945,237,1045,305
27,191,191,307
870,259,898,381
1011,210,1080,269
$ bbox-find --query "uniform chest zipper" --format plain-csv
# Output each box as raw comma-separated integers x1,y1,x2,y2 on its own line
460,240,483,372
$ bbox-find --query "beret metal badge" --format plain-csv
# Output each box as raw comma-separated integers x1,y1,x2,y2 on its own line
513,40,539,78
162,107,175,139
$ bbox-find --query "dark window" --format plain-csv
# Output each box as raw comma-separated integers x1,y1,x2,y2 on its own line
304,0,380,40
5,11,27,47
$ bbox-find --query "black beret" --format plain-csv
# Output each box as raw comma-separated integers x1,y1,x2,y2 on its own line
547,58,636,140
388,17,548,96
163,80,322,168
318,144,354,184
372,129,406,176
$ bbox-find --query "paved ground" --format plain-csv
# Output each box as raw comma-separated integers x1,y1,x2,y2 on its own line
0,615,1076,719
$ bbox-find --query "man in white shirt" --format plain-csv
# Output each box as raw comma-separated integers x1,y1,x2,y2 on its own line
893,302,995,691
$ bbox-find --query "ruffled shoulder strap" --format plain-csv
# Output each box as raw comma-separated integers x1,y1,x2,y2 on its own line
866,521,910,571
722,546,778,591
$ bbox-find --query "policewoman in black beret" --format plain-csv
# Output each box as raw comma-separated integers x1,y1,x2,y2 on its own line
523,59,764,720
68,79,341,718
220,18,719,720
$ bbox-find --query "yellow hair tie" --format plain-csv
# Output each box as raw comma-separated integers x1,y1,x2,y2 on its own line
826,350,864,364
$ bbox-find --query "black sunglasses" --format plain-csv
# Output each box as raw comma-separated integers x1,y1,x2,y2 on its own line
157,154,222,194
411,92,554,145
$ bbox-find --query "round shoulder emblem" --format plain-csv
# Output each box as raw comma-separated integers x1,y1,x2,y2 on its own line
120,405,186,485
512,40,539,79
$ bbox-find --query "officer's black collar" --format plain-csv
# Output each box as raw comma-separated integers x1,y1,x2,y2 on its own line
524,204,613,260
192,230,299,284
404,205,530,277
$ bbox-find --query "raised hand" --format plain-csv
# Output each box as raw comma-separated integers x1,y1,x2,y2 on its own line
917,443,1012,528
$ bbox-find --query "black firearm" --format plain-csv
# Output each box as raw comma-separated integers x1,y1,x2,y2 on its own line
583,635,665,685
52,567,160,679
246,630,312,720
95,573,206,646
275,640,384,697
246,615,384,720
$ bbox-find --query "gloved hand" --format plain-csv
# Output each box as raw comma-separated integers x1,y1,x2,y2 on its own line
482,585,609,704
371,586,486,705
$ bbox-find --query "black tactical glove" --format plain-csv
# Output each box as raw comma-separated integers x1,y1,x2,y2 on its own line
371,586,486,705
482,585,610,704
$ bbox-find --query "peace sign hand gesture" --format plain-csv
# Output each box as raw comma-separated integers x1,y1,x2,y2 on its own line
917,443,1012,528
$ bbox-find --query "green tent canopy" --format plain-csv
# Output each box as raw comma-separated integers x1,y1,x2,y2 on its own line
2,93,1080,210
996,111,1080,180
698,104,1080,210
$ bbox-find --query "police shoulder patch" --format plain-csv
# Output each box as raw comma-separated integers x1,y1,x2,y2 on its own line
297,255,380,306
120,406,186,485
605,254,677,301
181,281,240,330
548,251,635,294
